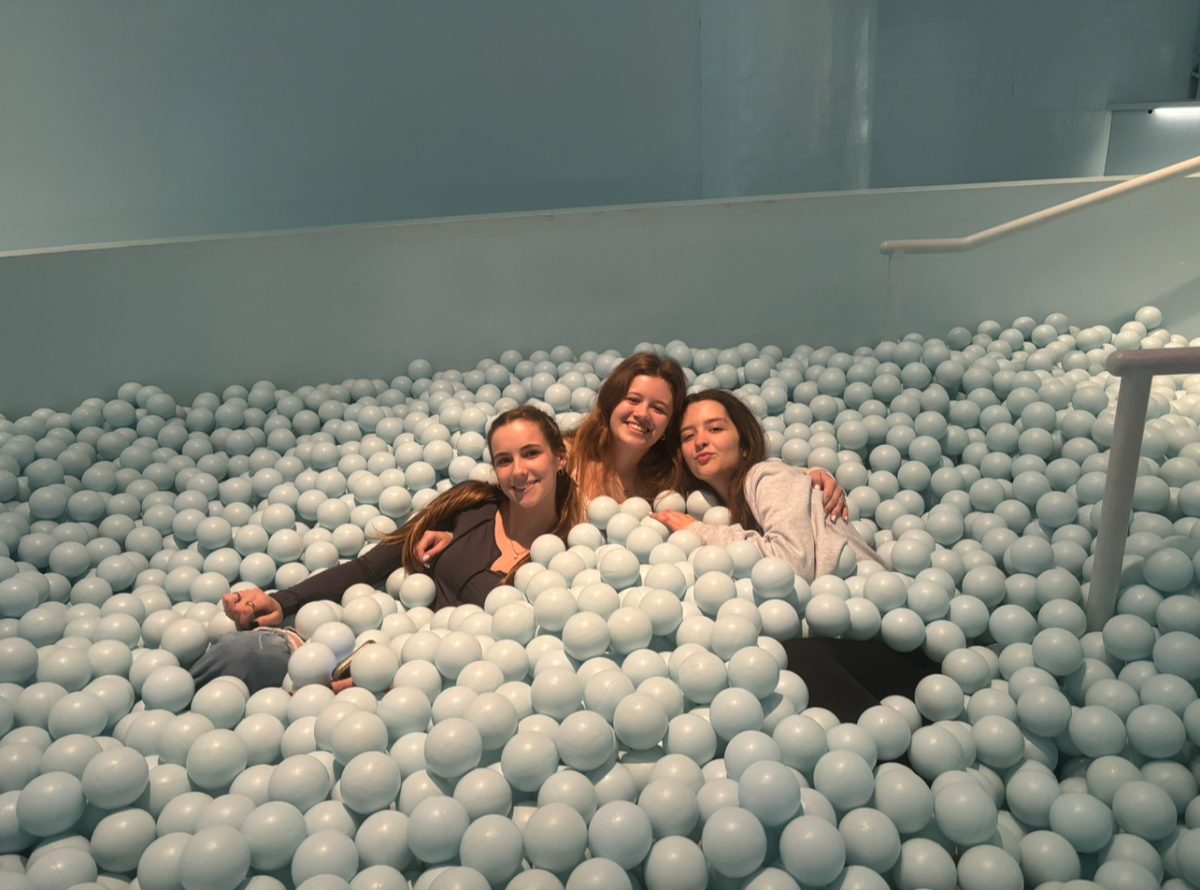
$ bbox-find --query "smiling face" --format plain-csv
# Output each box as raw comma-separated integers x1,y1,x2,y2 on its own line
608,374,674,456
680,398,744,498
489,419,563,512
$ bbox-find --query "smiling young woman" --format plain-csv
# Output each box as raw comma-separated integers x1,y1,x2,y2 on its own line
567,352,688,503
198,405,581,692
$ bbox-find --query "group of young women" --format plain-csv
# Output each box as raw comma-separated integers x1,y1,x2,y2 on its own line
200,353,936,717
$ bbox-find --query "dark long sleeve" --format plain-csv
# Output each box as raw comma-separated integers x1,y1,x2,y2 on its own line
270,540,407,617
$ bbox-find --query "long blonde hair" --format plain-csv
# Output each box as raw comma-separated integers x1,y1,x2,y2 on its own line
380,406,582,577
567,353,687,502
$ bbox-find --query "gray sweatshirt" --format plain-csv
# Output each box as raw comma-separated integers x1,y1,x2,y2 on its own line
687,461,886,581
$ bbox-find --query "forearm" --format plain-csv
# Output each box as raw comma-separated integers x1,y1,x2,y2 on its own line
271,540,406,616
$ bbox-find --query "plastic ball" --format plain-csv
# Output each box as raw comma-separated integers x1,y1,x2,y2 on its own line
779,815,846,886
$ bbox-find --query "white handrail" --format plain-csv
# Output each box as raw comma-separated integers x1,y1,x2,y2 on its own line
881,155,1200,256
878,155,1200,339
1086,346,1200,631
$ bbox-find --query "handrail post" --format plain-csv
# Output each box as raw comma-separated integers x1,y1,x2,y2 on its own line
885,251,903,341
1085,370,1152,632
1085,346,1200,631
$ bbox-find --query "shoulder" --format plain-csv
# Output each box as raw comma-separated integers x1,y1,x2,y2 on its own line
744,460,809,491
451,500,499,532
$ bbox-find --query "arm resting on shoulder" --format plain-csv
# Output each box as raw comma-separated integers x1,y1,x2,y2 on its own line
687,464,820,581
271,539,408,617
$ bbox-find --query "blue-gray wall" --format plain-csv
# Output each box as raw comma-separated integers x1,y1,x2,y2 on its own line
2,1,1197,251
871,0,1199,187
4,177,1198,417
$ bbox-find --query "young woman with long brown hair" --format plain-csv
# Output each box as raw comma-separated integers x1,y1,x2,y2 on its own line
199,405,581,691
565,352,689,504
651,389,935,721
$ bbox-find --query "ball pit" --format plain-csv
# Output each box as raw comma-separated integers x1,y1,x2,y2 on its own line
1,307,1200,888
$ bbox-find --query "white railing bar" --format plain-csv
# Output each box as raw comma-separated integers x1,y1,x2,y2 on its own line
1086,346,1200,632
880,155,1200,256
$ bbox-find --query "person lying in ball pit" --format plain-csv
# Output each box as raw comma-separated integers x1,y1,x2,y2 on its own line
651,388,937,721
565,351,844,512
194,405,582,692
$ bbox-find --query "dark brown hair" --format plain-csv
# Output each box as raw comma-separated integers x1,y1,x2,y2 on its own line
567,353,687,502
675,389,766,530
380,405,581,579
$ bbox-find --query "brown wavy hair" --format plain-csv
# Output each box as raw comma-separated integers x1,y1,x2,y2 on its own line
380,405,581,578
567,353,687,502
675,389,766,530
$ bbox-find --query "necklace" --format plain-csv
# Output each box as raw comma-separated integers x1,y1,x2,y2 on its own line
497,506,531,565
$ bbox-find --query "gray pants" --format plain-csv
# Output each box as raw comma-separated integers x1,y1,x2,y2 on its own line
189,628,293,693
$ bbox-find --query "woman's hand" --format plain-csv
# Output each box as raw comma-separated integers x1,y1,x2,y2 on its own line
416,531,454,566
809,469,849,521
650,511,695,532
221,588,283,629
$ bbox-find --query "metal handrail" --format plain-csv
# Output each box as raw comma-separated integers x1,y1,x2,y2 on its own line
1086,347,1200,631
878,154,1200,337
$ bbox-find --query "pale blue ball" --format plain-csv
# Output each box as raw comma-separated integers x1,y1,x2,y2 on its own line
1068,705,1127,757
291,828,359,885
956,843,1023,890
933,779,998,846
642,836,709,890
1047,791,1114,854
80,744,150,808
702,806,768,878
454,814,523,885
565,858,633,890
812,750,874,812
736,759,802,827
179,824,252,890
638,777,699,838
15,770,85,836
241,800,307,871
268,754,333,811
522,801,588,873
1111,780,1176,841
891,836,956,890
1018,829,1081,884
779,814,846,886
587,800,652,869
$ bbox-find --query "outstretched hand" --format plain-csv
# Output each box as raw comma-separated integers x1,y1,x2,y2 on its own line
650,511,696,532
221,588,283,629
415,531,454,566
809,468,849,521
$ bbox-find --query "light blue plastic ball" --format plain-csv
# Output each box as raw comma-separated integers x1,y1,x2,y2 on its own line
956,843,1023,890
779,814,846,886
1111,780,1177,841
80,744,150,808
179,824,252,890
291,828,359,885
458,814,524,886
702,805,768,878
1019,829,1081,884
1047,791,1114,854
642,836,709,890
15,770,85,837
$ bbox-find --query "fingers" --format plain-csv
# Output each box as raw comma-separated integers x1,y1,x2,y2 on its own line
222,591,253,629
330,678,356,693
